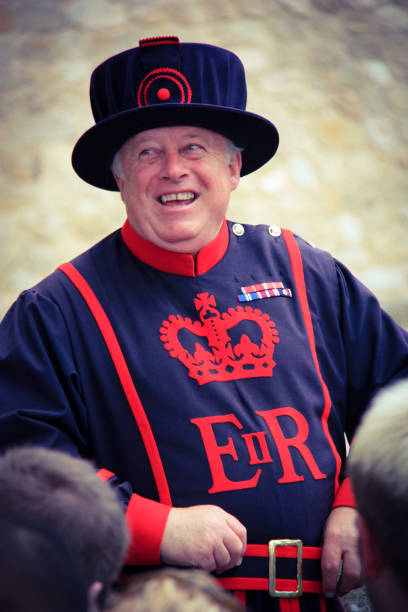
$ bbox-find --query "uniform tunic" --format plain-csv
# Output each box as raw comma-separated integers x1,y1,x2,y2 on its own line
1,218,408,611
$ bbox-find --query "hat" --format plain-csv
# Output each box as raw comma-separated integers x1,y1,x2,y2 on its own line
72,36,279,191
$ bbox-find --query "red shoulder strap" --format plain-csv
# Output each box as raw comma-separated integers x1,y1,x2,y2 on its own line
58,262,172,506
281,230,341,493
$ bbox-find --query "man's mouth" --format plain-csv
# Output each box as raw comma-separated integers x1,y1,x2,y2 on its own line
159,191,197,205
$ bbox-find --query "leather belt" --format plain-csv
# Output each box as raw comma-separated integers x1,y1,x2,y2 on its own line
218,539,322,599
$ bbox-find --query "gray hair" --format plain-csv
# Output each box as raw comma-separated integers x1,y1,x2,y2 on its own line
349,379,408,589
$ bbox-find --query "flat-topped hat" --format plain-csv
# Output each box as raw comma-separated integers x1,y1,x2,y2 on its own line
72,36,279,191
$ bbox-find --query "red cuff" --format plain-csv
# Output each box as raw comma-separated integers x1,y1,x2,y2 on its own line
124,494,171,565
97,468,115,482
332,477,356,508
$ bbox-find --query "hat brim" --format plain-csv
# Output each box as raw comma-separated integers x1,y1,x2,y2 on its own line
71,104,279,191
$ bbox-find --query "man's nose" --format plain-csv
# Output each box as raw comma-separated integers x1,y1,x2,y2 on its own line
160,151,188,180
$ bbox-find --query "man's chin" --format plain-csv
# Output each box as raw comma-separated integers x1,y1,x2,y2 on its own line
157,228,214,255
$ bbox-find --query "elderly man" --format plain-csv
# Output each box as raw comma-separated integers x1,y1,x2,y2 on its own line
1,36,408,612
349,380,408,612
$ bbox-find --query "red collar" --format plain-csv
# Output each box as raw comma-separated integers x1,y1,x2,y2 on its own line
121,219,229,277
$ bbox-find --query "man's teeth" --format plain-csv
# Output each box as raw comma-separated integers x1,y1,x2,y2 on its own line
160,192,195,204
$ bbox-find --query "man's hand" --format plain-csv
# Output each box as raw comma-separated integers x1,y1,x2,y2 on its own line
160,504,247,574
321,506,363,598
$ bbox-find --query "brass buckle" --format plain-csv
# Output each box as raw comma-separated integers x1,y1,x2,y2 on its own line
268,539,303,598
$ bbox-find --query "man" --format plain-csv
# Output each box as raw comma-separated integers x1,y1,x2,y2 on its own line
0,446,129,609
0,512,89,612
1,36,407,611
349,380,408,611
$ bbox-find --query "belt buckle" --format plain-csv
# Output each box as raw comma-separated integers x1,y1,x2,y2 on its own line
268,539,303,598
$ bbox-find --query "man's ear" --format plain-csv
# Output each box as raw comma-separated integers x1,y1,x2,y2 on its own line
112,171,124,191
88,581,103,612
112,171,127,205
229,151,242,191
358,515,385,578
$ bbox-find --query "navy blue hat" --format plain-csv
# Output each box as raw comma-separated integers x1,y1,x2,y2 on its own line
72,36,279,191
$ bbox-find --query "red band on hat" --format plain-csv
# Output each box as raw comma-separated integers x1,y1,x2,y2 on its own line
139,36,180,47
137,68,192,107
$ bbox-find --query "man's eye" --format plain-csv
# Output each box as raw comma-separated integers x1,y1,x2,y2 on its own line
139,149,155,157
183,143,204,155
138,148,160,162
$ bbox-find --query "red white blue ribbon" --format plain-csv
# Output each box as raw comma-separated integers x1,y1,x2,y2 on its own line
238,282,292,302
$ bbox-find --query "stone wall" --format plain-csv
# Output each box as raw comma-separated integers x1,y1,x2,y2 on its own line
1,0,407,331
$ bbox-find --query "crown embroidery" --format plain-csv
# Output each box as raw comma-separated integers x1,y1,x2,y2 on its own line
159,292,279,385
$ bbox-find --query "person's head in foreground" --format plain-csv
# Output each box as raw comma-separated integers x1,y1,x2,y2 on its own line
0,512,89,612
348,379,408,612
72,35,279,255
0,445,129,609
107,567,244,612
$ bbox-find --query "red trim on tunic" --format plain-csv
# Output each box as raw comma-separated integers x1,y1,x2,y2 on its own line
280,600,300,612
58,262,172,506
281,230,342,494
124,493,171,565
120,218,229,277
233,591,246,606
332,476,356,508
218,577,322,594
245,544,321,560
98,468,115,482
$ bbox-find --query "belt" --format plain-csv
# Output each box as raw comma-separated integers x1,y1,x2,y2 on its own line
218,539,322,598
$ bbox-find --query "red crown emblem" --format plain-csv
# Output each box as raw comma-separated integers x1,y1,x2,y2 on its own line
159,292,279,385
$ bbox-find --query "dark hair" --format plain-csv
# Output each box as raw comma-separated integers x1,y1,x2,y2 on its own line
0,445,129,604
0,512,89,612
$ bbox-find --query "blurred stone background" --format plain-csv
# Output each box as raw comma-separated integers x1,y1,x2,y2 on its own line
1,0,407,332
3,1,406,608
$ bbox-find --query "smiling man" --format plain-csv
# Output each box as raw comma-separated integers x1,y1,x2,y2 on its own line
1,36,408,612
113,126,241,253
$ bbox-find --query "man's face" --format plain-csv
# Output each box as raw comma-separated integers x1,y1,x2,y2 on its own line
114,125,241,254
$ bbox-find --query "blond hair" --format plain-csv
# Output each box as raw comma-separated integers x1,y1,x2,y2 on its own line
108,568,243,612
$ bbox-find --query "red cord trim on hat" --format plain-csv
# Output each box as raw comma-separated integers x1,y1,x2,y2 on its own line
142,75,186,105
139,36,180,47
137,68,192,107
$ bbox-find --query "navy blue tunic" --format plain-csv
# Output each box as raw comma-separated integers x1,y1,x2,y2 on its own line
1,219,407,611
